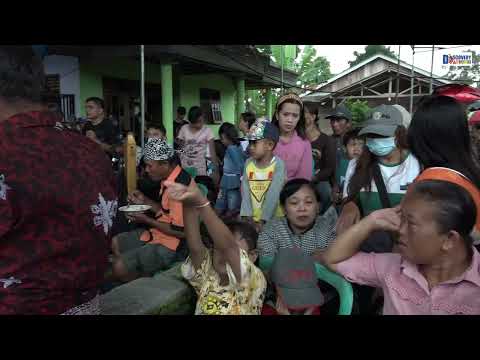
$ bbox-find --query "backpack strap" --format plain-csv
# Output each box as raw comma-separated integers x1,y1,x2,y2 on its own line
372,162,392,209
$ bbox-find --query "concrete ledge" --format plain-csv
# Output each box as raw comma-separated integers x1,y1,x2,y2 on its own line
101,264,196,315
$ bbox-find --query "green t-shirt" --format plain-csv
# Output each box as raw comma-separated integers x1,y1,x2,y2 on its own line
335,154,350,191
342,153,421,216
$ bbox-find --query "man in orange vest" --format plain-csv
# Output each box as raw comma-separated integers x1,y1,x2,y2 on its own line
111,139,193,282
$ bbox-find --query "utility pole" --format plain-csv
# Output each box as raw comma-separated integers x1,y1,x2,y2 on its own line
140,45,145,150
395,45,401,104
281,45,284,93
410,45,415,114
429,44,435,93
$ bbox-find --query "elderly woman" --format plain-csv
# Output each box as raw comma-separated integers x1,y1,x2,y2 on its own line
257,178,337,271
408,95,480,244
320,178,480,315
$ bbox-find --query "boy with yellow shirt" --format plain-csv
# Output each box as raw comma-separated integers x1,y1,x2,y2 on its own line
240,119,286,231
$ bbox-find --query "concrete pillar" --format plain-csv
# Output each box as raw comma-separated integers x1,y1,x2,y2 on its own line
161,63,174,144
266,88,273,120
247,89,256,113
236,78,245,125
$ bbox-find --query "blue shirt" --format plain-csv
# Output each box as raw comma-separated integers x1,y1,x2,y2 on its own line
221,144,246,189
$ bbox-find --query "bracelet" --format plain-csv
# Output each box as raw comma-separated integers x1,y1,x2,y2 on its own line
195,201,211,209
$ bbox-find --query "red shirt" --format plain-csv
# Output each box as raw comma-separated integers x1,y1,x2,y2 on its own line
0,111,118,314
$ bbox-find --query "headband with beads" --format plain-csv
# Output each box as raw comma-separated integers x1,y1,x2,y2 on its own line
276,93,303,110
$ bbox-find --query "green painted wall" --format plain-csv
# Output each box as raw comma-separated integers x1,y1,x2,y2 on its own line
79,58,164,117
79,64,103,117
180,73,236,136
79,60,237,139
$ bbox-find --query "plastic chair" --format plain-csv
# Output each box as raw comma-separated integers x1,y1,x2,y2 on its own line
315,262,353,315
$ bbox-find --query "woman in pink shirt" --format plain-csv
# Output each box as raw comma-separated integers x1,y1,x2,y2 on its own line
272,93,313,181
320,178,480,315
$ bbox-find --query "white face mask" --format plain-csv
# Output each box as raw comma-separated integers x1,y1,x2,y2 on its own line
366,137,396,157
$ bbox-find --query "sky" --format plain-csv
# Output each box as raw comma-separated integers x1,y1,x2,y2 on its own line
307,45,480,78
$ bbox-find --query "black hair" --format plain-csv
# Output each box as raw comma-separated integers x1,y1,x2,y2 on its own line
343,128,363,147
188,106,203,124
0,46,45,103
177,106,186,116
272,97,307,139
410,180,476,255
279,178,321,207
304,102,319,122
240,112,257,129
225,220,259,251
214,138,226,160
249,137,278,150
147,123,166,134
199,220,259,252
218,122,240,146
408,95,480,188
85,97,105,109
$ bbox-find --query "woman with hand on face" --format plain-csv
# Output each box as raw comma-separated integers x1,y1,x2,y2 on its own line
320,179,480,315
408,95,480,248
335,105,421,314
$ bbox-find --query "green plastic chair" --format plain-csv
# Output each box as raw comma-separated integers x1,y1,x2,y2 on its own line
315,263,353,315
259,257,353,315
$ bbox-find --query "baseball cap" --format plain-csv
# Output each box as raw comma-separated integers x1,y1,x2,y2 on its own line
325,103,353,122
247,119,280,143
359,104,403,137
392,104,411,128
270,248,324,310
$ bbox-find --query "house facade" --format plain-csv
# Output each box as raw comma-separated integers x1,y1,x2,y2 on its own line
301,54,450,133
42,45,298,142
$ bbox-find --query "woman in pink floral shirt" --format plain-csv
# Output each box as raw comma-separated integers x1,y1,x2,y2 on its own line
320,179,480,315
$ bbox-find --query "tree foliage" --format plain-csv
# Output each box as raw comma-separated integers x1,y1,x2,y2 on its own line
348,45,397,67
294,45,332,90
344,99,371,126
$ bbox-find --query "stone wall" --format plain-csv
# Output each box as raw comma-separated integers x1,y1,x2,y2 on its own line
101,263,197,315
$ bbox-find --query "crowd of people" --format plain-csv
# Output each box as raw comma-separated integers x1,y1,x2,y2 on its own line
3,46,480,315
